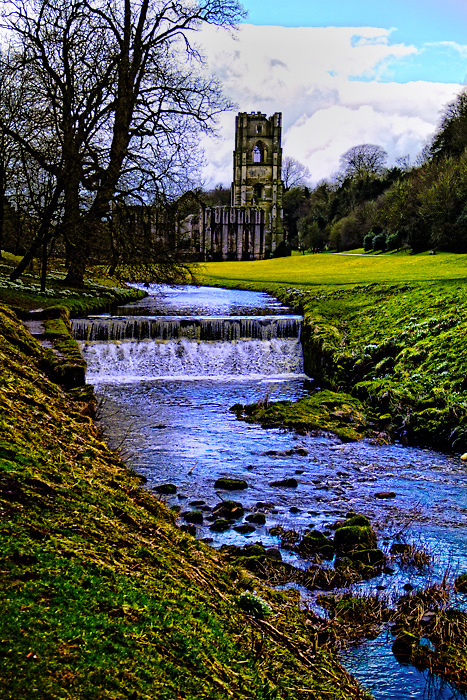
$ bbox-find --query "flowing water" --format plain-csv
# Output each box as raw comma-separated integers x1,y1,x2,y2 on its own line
73,284,467,700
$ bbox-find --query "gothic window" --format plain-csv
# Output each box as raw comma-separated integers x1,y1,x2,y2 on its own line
256,124,262,134
253,142,264,163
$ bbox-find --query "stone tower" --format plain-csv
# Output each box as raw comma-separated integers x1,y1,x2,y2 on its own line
231,112,283,254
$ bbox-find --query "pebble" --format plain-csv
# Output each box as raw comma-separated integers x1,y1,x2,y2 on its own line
269,478,298,488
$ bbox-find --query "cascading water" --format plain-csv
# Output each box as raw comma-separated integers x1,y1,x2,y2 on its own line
72,314,303,341
72,307,305,382
74,284,467,700
79,337,304,382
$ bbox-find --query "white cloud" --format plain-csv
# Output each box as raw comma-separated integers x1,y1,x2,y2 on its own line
197,24,463,187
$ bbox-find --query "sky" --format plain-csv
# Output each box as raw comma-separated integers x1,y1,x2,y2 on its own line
198,0,467,187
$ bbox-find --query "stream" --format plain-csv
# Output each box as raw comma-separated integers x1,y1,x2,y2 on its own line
73,284,467,700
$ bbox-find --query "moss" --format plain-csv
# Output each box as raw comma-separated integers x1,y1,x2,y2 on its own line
297,531,335,560
234,389,381,442
334,525,377,554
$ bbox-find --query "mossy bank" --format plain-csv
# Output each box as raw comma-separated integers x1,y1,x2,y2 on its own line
199,252,467,452
0,271,369,697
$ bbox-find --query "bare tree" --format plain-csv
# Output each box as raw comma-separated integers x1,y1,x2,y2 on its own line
2,0,245,286
282,156,311,190
339,144,388,179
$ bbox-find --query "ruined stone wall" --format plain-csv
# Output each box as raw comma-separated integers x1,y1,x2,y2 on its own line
178,206,270,261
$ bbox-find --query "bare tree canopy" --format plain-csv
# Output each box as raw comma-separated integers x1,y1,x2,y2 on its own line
282,156,311,190
1,0,245,285
339,143,388,178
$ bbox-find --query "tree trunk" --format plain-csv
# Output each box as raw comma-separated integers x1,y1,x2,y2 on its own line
10,182,63,282
63,169,87,287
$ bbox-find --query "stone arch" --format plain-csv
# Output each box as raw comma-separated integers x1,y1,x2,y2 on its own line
253,141,266,163
253,183,264,203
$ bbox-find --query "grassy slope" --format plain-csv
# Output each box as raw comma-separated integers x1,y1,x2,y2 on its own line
198,251,467,451
0,259,369,699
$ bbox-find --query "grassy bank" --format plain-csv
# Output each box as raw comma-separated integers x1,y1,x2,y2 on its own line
198,251,467,451
0,258,369,699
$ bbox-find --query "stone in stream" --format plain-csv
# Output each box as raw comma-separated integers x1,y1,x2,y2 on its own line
374,491,397,499
269,478,298,488
392,631,419,660
210,518,231,532
155,483,177,495
297,530,334,560
234,524,256,535
182,510,203,525
255,501,275,510
246,512,266,525
212,500,244,520
266,547,282,561
351,548,385,566
333,515,377,555
214,478,248,491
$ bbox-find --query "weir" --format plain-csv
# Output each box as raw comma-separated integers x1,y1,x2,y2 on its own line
71,315,302,342
74,312,305,382
80,337,305,382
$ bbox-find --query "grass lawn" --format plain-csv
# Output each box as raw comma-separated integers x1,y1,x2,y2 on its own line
197,251,467,290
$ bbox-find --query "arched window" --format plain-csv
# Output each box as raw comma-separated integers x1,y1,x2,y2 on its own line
253,143,264,163
253,183,263,202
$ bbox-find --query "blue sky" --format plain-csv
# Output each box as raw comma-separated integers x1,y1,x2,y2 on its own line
198,1,467,185
242,0,467,47
239,0,467,84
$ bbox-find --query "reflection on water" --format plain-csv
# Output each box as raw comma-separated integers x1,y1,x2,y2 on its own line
117,283,292,316
79,284,467,700
341,630,465,700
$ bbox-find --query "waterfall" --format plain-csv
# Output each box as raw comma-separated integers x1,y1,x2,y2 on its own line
74,314,305,383
80,338,305,383
71,315,302,342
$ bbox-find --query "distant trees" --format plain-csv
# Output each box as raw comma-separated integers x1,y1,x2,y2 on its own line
1,0,245,285
430,89,467,160
339,144,388,179
280,90,467,256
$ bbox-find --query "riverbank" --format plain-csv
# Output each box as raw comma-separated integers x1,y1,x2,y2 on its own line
198,251,467,453
0,258,369,699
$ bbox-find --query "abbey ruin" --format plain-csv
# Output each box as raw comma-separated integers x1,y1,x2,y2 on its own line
177,111,285,260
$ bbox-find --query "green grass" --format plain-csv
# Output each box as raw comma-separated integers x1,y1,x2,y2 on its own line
198,251,467,290
196,252,467,451
0,252,144,315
